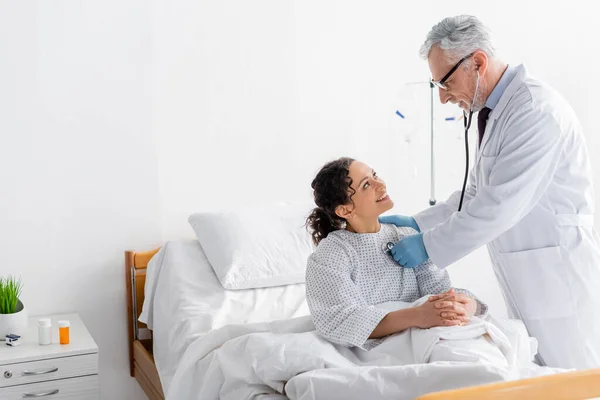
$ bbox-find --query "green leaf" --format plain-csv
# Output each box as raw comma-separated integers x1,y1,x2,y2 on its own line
0,275,23,314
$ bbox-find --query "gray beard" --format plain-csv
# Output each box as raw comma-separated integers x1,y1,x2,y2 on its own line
471,80,487,112
472,103,485,113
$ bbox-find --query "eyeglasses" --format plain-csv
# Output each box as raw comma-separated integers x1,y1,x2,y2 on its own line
430,52,474,90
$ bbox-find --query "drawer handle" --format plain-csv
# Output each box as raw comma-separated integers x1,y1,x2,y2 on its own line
22,367,58,376
22,389,59,397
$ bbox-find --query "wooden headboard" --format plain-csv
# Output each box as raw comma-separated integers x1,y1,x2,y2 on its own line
125,247,160,376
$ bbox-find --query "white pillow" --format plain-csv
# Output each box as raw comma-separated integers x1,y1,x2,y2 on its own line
188,202,315,290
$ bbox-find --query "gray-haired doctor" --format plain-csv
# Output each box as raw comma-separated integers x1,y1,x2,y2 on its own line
381,15,600,370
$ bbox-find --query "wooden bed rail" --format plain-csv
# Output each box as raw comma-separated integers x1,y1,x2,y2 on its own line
125,247,165,399
125,248,160,377
416,367,600,400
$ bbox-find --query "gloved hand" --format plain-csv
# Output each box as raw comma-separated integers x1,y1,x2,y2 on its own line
391,233,429,268
379,214,420,232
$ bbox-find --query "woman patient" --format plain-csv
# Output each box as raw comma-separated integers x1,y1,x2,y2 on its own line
305,157,487,350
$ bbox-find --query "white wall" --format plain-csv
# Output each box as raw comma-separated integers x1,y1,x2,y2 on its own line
1,0,598,398
0,2,159,399
152,0,600,320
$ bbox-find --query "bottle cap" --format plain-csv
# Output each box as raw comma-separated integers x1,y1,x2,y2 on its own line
58,320,70,328
38,318,51,326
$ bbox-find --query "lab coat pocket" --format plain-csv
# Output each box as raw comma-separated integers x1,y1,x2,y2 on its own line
478,156,496,186
499,246,575,320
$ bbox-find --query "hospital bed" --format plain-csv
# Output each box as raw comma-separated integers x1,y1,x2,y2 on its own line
125,234,600,399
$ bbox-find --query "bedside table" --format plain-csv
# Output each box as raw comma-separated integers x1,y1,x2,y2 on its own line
0,313,99,399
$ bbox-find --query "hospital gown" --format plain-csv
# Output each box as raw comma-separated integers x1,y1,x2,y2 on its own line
306,224,487,350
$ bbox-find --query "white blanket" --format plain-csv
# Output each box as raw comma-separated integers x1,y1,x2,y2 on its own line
138,240,309,391
167,298,567,399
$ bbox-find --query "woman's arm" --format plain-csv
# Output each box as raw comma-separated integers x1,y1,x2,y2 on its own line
306,239,389,348
369,308,418,338
369,301,462,339
307,236,467,348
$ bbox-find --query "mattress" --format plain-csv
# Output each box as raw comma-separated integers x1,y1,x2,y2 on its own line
138,239,309,392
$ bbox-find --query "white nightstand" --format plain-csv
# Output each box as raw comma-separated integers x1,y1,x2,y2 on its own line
0,313,99,399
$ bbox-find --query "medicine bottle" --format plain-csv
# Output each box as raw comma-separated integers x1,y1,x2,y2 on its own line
58,320,70,345
38,318,52,345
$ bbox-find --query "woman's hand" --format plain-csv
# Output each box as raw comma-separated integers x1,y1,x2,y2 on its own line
414,297,465,329
428,288,477,320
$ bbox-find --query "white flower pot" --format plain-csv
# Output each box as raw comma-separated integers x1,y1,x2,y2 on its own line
0,300,28,338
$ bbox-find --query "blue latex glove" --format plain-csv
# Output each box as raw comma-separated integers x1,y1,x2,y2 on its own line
391,233,429,268
379,214,420,232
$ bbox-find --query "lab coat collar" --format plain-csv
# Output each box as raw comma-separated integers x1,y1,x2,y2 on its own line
477,64,527,161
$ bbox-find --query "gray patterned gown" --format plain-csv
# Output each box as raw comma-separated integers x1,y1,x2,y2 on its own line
306,224,487,350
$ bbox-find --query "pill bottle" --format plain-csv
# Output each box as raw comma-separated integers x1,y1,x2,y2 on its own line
38,318,52,345
58,320,70,345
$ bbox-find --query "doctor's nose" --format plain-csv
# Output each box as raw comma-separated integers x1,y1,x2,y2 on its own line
439,88,450,104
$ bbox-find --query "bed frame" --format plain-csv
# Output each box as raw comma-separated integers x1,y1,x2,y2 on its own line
125,247,600,400
126,247,164,400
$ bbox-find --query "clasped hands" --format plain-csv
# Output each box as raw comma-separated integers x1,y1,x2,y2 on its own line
415,289,477,329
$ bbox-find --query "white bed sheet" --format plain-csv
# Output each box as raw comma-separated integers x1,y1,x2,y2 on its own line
166,301,567,399
138,239,309,393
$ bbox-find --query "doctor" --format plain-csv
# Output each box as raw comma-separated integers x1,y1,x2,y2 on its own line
381,15,600,369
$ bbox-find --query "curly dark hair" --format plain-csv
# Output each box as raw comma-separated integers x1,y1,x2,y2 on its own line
306,157,356,245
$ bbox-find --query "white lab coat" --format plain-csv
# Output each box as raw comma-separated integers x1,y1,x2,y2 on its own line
413,64,600,369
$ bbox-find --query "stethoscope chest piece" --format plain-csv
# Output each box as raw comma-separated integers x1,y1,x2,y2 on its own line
383,242,394,254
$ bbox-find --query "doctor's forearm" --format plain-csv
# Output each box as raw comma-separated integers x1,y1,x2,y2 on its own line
425,117,564,268
423,201,517,268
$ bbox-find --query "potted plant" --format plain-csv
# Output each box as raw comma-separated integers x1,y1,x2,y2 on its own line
0,275,27,337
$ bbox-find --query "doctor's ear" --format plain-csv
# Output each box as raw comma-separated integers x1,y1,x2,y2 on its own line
472,50,488,75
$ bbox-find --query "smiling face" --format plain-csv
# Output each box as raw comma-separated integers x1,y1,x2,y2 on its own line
335,160,394,222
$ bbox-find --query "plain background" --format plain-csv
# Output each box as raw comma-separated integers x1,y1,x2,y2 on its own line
1,1,597,397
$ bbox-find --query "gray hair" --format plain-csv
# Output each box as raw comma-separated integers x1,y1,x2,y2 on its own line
419,15,496,63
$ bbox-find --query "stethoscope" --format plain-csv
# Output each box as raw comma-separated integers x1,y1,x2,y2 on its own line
428,71,479,213
457,70,480,212
384,242,394,254
386,72,480,255
384,105,472,254
458,109,474,212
